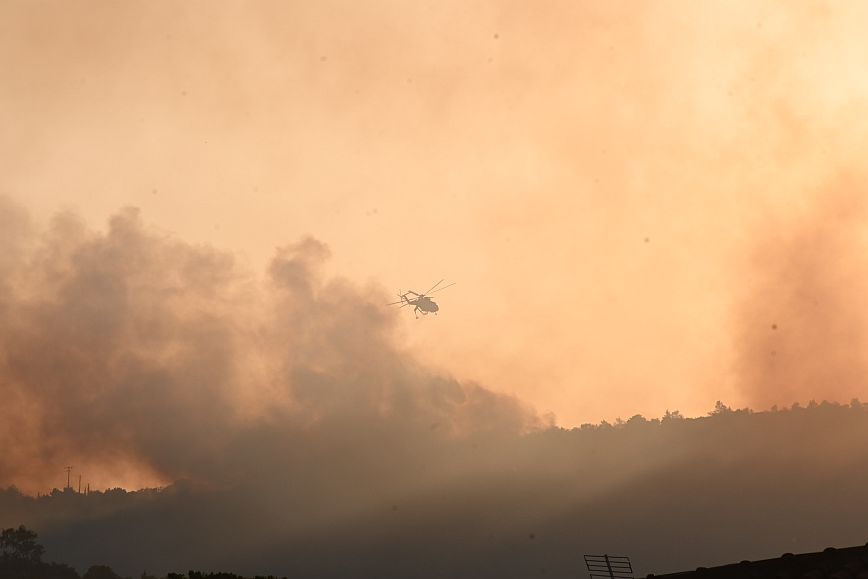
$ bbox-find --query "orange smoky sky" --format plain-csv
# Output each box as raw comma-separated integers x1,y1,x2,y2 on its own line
3,0,868,430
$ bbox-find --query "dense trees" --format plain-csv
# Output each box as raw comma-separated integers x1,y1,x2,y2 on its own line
0,525,44,562
0,525,77,579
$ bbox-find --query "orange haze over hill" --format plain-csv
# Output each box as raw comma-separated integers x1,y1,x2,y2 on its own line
3,0,868,453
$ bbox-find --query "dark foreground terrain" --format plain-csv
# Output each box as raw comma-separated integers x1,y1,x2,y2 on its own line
653,542,868,579
6,522,868,579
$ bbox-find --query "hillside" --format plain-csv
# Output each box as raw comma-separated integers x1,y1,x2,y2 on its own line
3,402,868,577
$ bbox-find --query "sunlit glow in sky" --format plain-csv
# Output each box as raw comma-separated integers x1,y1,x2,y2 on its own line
4,1,868,427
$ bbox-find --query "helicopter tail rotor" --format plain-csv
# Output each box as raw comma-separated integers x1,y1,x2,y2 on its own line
386,290,414,307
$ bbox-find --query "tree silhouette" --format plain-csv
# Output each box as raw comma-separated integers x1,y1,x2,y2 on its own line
0,525,44,562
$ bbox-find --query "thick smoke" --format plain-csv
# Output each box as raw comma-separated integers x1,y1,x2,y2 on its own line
6,201,868,578
735,177,868,409
0,200,536,492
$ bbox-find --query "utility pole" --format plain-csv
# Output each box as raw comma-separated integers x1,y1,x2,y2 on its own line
78,475,81,494
64,466,73,490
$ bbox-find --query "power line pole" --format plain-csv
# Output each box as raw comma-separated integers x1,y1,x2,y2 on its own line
64,466,73,490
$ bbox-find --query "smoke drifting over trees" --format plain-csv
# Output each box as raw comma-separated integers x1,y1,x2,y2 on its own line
4,202,868,577
735,180,868,410
0,199,535,492
5,402,868,577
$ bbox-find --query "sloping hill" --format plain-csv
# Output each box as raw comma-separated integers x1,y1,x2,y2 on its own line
652,543,868,579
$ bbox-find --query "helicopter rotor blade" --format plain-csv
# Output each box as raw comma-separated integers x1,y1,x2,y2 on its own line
428,282,456,294
423,279,445,295
386,282,451,308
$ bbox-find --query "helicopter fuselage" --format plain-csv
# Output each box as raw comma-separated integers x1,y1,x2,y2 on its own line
388,280,453,318
402,294,439,316
413,297,438,313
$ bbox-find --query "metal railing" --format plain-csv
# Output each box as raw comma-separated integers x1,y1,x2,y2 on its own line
584,554,634,579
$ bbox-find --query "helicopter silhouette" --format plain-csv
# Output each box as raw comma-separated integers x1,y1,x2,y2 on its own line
387,279,456,318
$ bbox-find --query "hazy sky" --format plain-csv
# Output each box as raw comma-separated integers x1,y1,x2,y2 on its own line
4,0,868,427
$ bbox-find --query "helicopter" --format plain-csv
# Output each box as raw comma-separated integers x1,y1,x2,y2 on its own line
387,279,456,318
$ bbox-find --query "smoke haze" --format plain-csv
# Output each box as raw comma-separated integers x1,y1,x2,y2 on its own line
0,201,536,493
735,177,868,409
5,1,868,423
2,203,868,577
5,2,868,576
5,403,868,577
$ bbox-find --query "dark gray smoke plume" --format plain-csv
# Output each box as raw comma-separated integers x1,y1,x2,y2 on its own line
0,200,535,491
4,201,868,578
